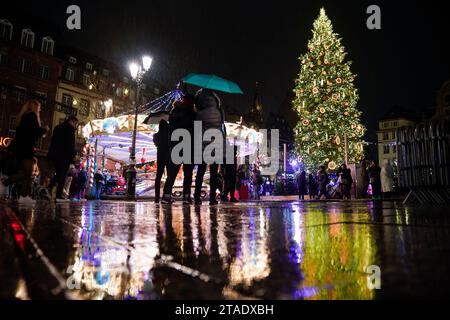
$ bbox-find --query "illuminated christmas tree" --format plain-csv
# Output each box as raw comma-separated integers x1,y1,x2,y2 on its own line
292,8,366,170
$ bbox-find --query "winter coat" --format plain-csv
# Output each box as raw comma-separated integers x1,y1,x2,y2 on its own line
358,163,369,187
48,121,76,164
337,168,353,186
381,161,395,193
9,112,47,160
308,174,318,196
318,170,330,189
194,89,225,133
297,173,307,195
169,100,195,148
153,122,170,162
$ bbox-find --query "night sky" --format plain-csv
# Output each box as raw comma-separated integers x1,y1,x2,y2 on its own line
4,0,450,142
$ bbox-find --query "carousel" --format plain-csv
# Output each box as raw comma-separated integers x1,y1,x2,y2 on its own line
81,88,262,198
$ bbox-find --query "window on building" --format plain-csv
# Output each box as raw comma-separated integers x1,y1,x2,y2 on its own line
36,137,43,150
39,65,50,80
82,73,90,87
77,123,84,138
68,56,77,64
0,20,13,40
393,145,397,154
20,29,35,48
0,85,7,98
41,36,54,55
383,132,389,140
86,62,93,70
35,91,47,106
383,122,389,128
79,99,90,116
8,116,17,138
18,58,32,74
392,131,396,140
14,86,27,103
98,80,106,92
65,67,75,81
393,121,398,127
0,51,8,65
62,94,73,106
383,145,390,154
96,103,104,118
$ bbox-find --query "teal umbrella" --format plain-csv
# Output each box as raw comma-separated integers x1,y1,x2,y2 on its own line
182,74,244,94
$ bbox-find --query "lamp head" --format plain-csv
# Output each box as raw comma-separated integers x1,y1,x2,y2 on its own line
129,62,139,79
142,56,153,72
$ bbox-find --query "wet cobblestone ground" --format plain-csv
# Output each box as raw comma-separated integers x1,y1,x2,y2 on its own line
1,200,450,300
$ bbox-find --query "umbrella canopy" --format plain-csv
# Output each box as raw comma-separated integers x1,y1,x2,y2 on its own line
183,74,243,94
143,110,170,125
142,88,184,124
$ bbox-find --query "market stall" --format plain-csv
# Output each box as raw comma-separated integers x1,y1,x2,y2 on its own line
81,114,262,198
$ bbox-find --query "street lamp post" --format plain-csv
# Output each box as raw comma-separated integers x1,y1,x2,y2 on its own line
126,56,153,200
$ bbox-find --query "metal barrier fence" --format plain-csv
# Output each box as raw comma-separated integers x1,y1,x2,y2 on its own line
397,120,450,205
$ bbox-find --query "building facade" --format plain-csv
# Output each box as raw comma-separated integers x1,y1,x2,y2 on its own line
1,17,163,157
0,18,64,155
54,47,137,149
377,106,417,166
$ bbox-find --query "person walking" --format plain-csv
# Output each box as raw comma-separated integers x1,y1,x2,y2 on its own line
94,169,105,200
381,159,395,198
3,100,49,204
47,116,78,202
317,165,330,200
74,166,88,200
193,88,225,206
153,120,170,203
308,173,318,200
357,160,369,199
252,167,263,200
221,145,239,203
368,160,382,200
161,94,196,204
337,163,353,200
297,171,307,200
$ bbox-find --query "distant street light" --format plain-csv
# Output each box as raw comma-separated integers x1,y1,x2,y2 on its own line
126,55,153,200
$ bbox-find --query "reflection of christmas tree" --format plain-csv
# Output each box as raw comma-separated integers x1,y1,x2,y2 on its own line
292,8,366,170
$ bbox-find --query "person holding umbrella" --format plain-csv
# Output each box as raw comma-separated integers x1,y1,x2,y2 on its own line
182,74,243,206
193,88,225,205
161,94,196,204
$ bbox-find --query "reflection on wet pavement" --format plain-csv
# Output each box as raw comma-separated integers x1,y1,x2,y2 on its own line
2,200,450,300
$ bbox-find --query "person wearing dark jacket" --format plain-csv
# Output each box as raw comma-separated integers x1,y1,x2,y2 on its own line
193,88,225,206
153,120,170,203
221,145,239,203
161,94,196,204
317,166,330,200
368,160,382,200
47,116,78,201
3,100,49,203
297,171,307,200
308,173,318,200
337,163,353,200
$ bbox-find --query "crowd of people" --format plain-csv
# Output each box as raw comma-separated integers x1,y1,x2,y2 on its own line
153,88,265,205
296,159,396,201
0,97,396,206
0,99,82,204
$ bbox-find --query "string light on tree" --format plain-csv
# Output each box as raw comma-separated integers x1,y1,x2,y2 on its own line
292,8,366,169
